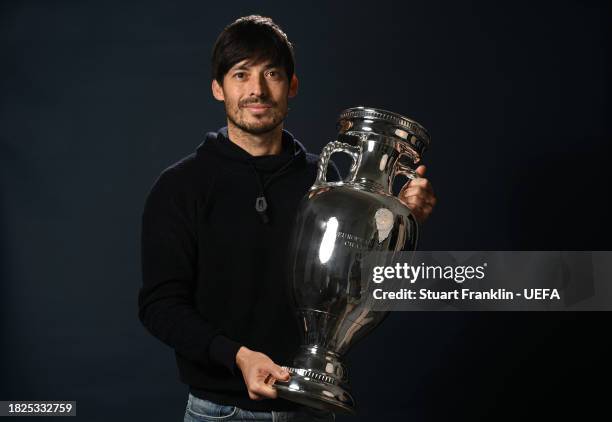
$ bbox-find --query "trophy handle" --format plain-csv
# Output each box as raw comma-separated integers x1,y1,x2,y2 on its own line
313,141,361,187
394,156,419,182
394,155,421,249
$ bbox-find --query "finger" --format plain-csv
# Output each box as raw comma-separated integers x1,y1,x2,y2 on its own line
402,187,433,201
275,367,290,381
401,193,436,207
263,364,290,382
400,179,432,195
401,201,432,217
252,383,278,399
415,164,427,177
264,371,288,387
407,178,433,191
401,184,435,198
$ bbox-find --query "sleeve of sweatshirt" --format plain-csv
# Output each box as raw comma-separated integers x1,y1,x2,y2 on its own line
138,168,242,375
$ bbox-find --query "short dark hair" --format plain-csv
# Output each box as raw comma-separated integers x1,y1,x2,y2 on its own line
211,15,295,84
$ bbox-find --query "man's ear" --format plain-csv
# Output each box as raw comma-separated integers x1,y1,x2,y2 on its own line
211,79,225,101
288,74,299,98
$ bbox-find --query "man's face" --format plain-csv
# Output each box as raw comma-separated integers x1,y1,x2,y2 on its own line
212,59,298,135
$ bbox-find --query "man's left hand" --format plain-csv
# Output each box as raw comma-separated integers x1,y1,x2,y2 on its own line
399,165,437,224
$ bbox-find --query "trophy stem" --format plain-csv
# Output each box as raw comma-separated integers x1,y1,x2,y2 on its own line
274,345,355,414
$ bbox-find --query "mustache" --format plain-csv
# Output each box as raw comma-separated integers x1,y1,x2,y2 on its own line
239,98,276,107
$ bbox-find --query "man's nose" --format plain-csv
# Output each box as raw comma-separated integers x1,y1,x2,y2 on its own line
248,74,268,97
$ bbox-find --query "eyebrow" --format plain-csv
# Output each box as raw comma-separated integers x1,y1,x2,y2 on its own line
230,62,280,72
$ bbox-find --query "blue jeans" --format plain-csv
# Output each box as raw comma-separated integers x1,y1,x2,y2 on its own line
183,393,335,422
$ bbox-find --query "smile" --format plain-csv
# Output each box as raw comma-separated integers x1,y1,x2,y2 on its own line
243,104,272,110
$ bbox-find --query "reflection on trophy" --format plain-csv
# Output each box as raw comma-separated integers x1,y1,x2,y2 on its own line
273,107,431,413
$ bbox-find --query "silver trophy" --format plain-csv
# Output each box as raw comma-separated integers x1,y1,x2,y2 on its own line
273,107,431,414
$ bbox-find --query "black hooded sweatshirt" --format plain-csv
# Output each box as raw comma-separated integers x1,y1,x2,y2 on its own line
138,127,340,411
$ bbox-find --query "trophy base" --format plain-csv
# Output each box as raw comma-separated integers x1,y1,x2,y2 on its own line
274,367,355,414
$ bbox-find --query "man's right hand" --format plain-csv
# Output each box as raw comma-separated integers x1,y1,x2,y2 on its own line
235,346,290,400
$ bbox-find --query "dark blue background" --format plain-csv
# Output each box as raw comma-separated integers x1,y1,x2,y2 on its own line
1,0,610,420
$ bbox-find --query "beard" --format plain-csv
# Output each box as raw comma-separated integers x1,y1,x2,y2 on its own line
225,98,288,135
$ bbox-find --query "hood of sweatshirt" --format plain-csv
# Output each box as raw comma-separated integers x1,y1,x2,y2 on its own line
195,126,309,224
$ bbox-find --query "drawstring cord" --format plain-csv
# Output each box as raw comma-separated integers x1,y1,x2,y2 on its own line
249,162,269,224
248,151,298,224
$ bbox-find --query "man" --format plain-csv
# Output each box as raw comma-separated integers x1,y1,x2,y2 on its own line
139,15,436,422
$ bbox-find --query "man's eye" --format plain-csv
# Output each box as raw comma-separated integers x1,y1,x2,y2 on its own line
234,72,245,79
266,70,280,79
